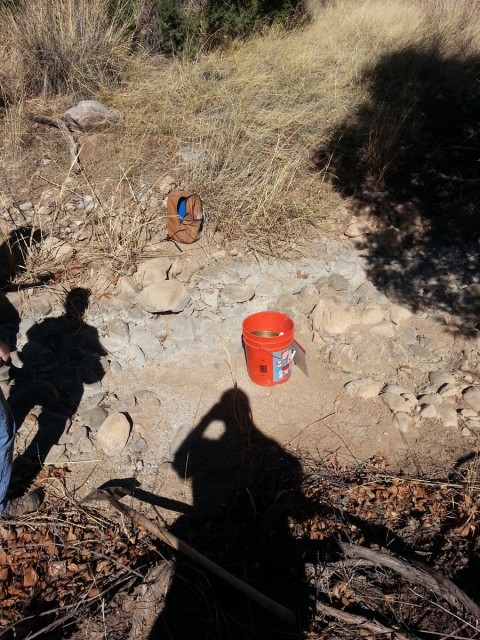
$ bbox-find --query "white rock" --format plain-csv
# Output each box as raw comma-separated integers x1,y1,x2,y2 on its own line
462,427,474,438
312,296,357,336
116,276,140,299
221,283,255,304
44,444,67,465
64,100,120,131
417,393,442,406
96,412,131,456
393,413,411,433
296,284,320,316
358,305,385,325
382,384,412,395
136,257,172,286
137,281,190,313
344,378,383,399
389,305,412,325
382,393,416,413
429,370,456,388
369,322,395,338
459,408,478,418
463,386,480,412
419,403,437,418
29,295,52,316
436,405,458,428
438,383,458,398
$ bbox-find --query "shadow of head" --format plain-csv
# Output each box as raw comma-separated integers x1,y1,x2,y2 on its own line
64,287,91,322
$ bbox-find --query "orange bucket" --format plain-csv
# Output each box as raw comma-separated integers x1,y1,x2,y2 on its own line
242,311,295,386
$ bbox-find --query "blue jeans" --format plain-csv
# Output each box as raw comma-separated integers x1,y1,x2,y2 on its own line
0,388,15,514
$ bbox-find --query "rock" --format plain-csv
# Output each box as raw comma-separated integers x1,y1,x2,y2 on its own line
417,393,442,406
44,444,67,465
438,383,458,398
129,327,163,358
221,283,255,304
132,437,148,453
369,322,395,338
255,280,281,297
29,295,52,316
96,412,131,456
462,387,480,412
110,360,122,374
459,408,478,418
108,318,130,343
296,285,320,316
382,393,416,413
393,413,411,433
80,406,108,432
436,405,458,428
344,220,370,238
344,378,383,399
117,276,140,299
136,257,172,286
358,305,385,325
169,316,196,345
270,295,301,317
64,100,120,131
312,296,357,336
419,404,437,418
389,305,412,325
462,427,474,438
382,384,412,395
429,370,455,388
42,237,74,262
137,281,191,313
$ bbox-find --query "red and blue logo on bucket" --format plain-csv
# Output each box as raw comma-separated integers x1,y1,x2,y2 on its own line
273,347,293,382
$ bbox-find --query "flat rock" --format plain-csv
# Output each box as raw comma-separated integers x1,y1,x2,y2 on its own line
296,284,320,316
312,296,357,336
80,406,108,431
358,305,385,326
389,305,412,325
108,318,130,343
29,295,52,316
344,378,383,399
44,444,68,465
221,283,255,304
137,281,190,313
381,393,416,413
429,370,456,388
393,412,411,433
436,405,458,428
64,100,120,131
417,393,442,406
136,257,172,286
438,383,458,398
462,387,480,412
96,412,131,456
419,403,437,418
382,384,412,395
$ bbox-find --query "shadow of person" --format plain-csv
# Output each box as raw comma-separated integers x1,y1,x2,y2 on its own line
149,387,307,639
9,287,106,496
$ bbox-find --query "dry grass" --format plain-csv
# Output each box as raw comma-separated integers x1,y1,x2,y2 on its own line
1,0,480,261
0,0,132,105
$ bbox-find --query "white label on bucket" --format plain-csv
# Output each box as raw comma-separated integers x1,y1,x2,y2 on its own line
272,347,293,382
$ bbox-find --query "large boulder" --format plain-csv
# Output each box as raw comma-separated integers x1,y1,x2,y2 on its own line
64,100,120,131
137,281,191,313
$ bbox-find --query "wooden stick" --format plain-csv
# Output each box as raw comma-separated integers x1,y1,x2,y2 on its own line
316,601,412,640
31,115,81,174
338,542,480,625
96,491,296,626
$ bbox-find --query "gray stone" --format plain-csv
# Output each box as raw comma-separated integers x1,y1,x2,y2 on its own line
459,408,478,418
312,296,357,336
124,344,147,366
29,295,52,316
108,318,130,343
44,444,68,465
369,322,395,338
169,316,196,345
436,405,458,428
344,378,383,399
389,305,412,325
110,360,122,374
137,281,191,313
117,276,140,299
64,100,120,131
221,283,255,304
132,437,148,453
382,393,416,413
419,404,437,418
463,387,480,412
96,412,131,456
429,370,455,388
418,393,442,406
358,305,385,325
438,383,458,398
296,284,320,316
255,280,281,297
42,237,74,262
129,326,163,358
80,406,108,431
136,257,172,286
329,344,357,372
393,412,411,433
382,384,412,395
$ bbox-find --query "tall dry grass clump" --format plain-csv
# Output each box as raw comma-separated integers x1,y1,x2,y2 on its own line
0,0,132,104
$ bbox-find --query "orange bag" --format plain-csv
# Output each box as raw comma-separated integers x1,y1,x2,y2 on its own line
166,190,203,244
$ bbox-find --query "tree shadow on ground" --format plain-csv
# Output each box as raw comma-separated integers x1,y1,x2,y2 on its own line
149,386,309,639
313,41,480,333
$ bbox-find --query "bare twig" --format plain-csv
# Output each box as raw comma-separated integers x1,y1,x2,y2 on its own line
438,172,480,185
316,601,412,640
31,114,81,173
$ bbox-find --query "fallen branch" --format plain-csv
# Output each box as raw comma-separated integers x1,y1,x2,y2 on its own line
338,543,480,625
31,115,81,174
316,601,412,640
438,172,480,184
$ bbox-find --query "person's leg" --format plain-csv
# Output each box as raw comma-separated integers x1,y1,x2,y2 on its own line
0,389,15,514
